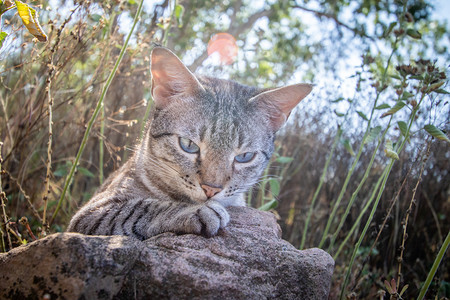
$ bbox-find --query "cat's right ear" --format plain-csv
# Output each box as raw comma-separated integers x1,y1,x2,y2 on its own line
150,47,204,109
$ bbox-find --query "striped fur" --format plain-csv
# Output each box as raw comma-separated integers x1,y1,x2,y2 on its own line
67,47,312,239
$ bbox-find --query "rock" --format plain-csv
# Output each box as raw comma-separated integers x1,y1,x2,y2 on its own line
0,207,334,299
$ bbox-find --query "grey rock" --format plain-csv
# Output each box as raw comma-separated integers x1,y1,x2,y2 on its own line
0,207,334,299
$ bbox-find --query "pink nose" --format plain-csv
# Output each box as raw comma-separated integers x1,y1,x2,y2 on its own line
201,184,222,198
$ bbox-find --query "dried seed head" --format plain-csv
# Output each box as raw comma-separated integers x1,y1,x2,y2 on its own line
405,12,414,23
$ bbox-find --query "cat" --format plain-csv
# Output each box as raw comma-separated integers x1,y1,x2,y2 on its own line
67,47,312,239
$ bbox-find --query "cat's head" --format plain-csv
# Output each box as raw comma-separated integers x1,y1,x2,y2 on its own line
139,47,311,206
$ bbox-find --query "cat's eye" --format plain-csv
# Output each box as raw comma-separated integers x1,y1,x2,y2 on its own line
235,152,255,163
179,137,200,154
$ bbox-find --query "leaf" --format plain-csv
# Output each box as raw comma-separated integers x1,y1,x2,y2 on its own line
399,284,409,297
384,140,399,160
434,88,449,94
0,31,7,49
381,101,406,118
357,110,369,121
174,4,184,27
53,162,72,177
383,21,397,37
406,28,421,39
424,125,450,143
258,199,278,211
89,13,102,22
384,280,394,294
389,74,401,80
427,81,445,93
375,103,390,110
78,167,95,178
334,109,345,117
14,1,47,42
330,97,345,103
365,126,382,144
1,0,14,14
276,156,294,164
401,91,414,100
342,139,355,156
269,179,280,197
397,121,408,137
409,75,424,80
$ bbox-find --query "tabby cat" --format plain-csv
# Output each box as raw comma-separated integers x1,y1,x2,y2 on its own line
67,47,312,239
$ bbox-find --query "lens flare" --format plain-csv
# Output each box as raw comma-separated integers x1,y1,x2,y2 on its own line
207,33,238,65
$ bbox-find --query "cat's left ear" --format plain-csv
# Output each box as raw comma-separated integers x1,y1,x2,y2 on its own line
150,47,204,109
251,83,312,132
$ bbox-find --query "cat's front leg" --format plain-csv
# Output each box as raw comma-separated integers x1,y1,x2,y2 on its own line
146,200,230,238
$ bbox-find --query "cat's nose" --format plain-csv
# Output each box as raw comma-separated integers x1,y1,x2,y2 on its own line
201,184,222,198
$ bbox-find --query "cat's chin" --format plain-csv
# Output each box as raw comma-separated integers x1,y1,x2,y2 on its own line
215,194,246,207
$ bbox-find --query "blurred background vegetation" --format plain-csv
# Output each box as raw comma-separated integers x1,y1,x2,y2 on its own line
0,0,449,299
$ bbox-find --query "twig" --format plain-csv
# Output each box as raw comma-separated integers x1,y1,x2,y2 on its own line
1,169,41,223
19,217,37,241
291,5,374,41
0,142,12,251
41,55,54,236
396,140,432,291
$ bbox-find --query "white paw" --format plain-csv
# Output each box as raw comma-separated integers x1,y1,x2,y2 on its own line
196,201,230,237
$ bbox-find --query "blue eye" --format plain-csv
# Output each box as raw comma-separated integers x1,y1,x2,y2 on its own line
179,137,200,154
235,152,255,163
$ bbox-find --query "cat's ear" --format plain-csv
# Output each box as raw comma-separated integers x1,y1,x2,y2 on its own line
150,47,204,108
251,83,312,131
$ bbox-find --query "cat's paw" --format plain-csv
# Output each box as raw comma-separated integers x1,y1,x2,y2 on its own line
195,201,230,237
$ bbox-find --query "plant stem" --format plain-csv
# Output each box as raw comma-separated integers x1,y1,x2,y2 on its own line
300,126,342,249
339,91,425,298
396,140,431,290
333,166,389,259
417,231,450,300
318,39,399,248
0,142,12,251
329,116,393,251
50,0,145,225
41,56,54,236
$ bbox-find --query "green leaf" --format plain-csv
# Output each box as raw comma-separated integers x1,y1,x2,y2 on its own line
89,13,102,22
427,81,445,93
53,162,72,177
127,0,136,4
383,21,397,37
269,179,280,197
406,28,421,39
399,284,409,297
401,91,414,100
424,125,450,143
389,74,401,80
14,0,47,42
409,75,424,80
434,89,449,94
356,110,369,121
342,139,355,156
381,101,406,118
384,140,399,160
258,199,278,211
365,126,382,144
0,31,7,49
334,109,345,117
384,280,394,294
78,167,95,178
276,156,294,164
375,103,390,110
174,4,184,27
397,121,408,137
330,97,345,103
